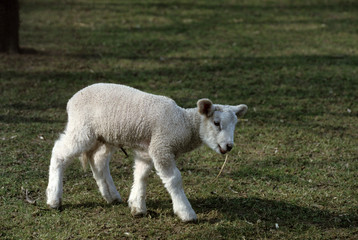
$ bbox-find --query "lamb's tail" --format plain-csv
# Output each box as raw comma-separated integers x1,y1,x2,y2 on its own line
79,142,101,171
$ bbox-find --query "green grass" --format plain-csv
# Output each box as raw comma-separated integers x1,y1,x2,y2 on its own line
1,0,358,239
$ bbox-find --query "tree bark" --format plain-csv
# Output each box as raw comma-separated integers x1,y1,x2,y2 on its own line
0,0,20,53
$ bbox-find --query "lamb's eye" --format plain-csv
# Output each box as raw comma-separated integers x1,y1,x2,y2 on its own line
214,121,220,127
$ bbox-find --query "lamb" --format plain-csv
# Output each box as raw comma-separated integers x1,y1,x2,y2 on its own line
46,83,248,222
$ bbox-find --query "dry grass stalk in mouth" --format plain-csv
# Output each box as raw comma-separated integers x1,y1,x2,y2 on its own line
214,154,229,180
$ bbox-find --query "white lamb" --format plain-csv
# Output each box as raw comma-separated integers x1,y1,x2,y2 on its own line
46,83,247,222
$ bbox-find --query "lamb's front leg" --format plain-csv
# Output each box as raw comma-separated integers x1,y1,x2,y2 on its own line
151,152,197,222
128,151,153,217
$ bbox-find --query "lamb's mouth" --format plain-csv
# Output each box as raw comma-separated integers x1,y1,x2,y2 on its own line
218,145,227,154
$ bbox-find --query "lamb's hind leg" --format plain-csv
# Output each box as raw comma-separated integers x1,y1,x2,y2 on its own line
88,144,122,204
128,150,153,217
46,131,94,209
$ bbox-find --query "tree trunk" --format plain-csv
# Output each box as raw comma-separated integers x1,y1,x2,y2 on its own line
0,0,20,53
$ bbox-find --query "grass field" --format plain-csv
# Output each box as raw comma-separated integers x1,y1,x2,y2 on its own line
1,0,358,239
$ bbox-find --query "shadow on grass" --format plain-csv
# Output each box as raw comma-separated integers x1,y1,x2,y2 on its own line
60,200,122,211
21,0,358,33
190,196,358,229
0,114,63,124
3,55,358,83
57,196,358,231
0,103,64,124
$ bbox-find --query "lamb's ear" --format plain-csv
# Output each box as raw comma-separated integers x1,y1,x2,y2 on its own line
197,98,214,117
232,104,248,118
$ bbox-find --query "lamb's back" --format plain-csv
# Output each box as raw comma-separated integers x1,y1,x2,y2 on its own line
66,83,185,146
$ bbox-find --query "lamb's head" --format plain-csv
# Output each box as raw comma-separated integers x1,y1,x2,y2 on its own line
197,99,248,154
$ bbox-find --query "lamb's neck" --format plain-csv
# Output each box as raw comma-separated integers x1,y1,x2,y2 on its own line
184,107,203,148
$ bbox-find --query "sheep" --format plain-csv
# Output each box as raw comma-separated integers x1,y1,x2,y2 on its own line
46,83,248,222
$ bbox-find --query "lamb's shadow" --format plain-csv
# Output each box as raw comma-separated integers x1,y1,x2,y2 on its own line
58,196,358,229
60,201,122,211
188,196,358,229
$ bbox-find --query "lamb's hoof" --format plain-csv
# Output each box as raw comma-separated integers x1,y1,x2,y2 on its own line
176,210,198,223
47,199,62,210
182,218,198,224
131,207,147,218
109,198,122,205
105,194,122,205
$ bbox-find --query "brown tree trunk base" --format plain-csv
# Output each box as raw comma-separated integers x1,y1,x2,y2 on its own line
0,0,20,54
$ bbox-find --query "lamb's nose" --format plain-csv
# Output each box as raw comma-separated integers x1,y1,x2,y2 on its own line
226,144,233,152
